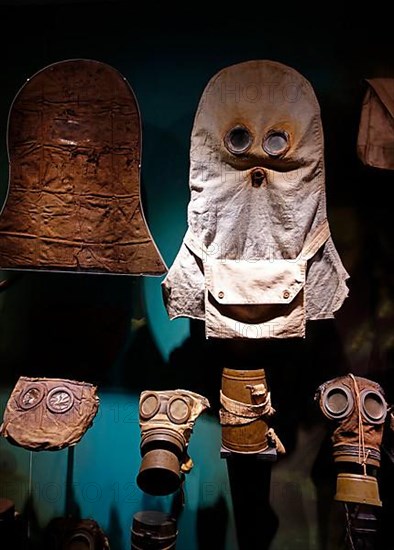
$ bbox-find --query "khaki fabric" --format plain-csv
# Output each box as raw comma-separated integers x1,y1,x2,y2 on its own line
357,78,394,170
219,384,274,426
0,59,166,275
0,376,99,451
162,60,349,339
186,219,329,338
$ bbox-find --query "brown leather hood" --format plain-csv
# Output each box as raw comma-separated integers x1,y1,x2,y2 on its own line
0,59,166,275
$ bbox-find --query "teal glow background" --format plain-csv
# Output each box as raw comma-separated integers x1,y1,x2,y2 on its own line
0,4,393,549
0,391,238,550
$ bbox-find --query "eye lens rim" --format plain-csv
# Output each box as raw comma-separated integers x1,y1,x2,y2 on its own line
263,129,290,157
46,386,74,414
360,389,387,424
67,532,93,546
19,384,45,410
167,396,191,425
322,385,354,420
140,392,161,420
224,125,253,155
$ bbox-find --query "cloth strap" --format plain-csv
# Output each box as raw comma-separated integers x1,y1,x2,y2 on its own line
184,219,330,263
219,387,274,426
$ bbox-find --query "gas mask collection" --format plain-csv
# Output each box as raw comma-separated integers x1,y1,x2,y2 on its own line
1,57,392,546
159,60,350,484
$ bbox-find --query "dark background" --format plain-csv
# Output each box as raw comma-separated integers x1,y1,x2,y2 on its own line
0,3,393,549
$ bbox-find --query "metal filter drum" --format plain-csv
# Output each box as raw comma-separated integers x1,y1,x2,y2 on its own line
221,368,269,454
335,473,382,507
131,511,177,549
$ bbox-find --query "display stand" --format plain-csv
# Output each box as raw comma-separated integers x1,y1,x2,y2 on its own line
220,446,277,461
27,450,33,541
224,446,279,550
344,503,380,550
65,446,76,516
212,339,281,550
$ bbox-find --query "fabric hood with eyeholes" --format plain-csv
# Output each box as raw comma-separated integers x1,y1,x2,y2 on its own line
162,60,349,338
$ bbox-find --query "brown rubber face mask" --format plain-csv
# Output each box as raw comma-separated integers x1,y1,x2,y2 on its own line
0,59,166,275
315,375,388,468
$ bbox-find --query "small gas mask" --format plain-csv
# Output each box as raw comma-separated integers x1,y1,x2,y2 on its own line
137,389,210,496
315,374,388,506
0,376,99,451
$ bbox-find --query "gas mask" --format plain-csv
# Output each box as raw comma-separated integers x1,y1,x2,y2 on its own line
162,60,349,339
0,58,166,276
315,374,388,506
0,376,99,451
43,517,110,550
137,389,210,496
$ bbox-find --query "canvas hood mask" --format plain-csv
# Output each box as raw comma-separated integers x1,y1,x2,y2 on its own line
162,60,349,339
0,59,166,275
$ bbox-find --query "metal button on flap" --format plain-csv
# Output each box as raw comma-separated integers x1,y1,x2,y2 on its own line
283,290,290,299
218,291,224,299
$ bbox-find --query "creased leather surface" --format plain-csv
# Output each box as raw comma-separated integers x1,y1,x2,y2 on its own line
162,60,349,339
0,59,166,275
0,376,99,451
357,78,394,170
